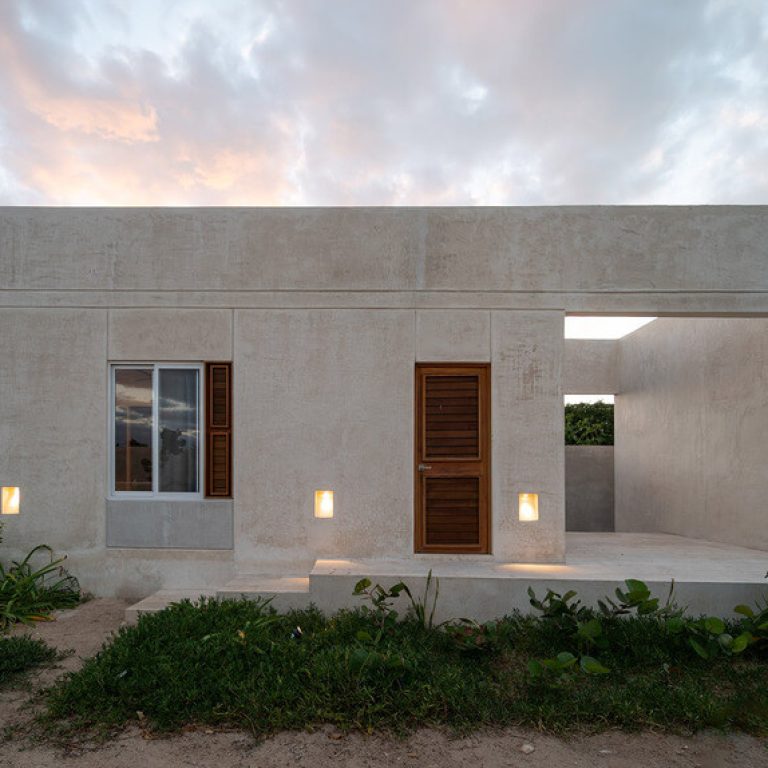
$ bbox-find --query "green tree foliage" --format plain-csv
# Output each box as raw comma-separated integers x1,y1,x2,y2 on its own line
565,401,614,445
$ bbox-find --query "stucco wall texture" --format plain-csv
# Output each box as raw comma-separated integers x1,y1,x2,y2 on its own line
1,207,767,597
615,318,768,551
0,304,564,594
565,447,615,532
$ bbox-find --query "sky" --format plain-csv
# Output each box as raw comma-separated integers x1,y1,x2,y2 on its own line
564,316,655,339
0,0,767,205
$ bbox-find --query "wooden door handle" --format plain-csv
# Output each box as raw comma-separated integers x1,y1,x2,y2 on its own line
418,464,432,472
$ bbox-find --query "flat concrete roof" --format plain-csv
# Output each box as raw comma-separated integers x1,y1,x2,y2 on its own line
2,206,768,314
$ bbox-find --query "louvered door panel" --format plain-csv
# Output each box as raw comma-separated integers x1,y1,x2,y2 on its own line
424,375,479,459
425,477,480,545
415,364,490,554
206,362,232,498
208,432,231,496
209,364,230,428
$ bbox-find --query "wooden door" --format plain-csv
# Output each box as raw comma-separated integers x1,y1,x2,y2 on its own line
415,363,491,553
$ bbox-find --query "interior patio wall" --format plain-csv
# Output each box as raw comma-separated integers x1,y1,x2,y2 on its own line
614,317,768,551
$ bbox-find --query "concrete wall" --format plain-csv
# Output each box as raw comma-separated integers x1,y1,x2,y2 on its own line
233,309,415,570
2,207,768,314
564,340,618,394
0,309,107,556
562,341,616,534
565,446,614,532
2,207,768,597
106,500,234,549
0,308,236,597
230,307,564,571
491,311,565,562
615,318,768,550
108,309,233,361
0,303,565,595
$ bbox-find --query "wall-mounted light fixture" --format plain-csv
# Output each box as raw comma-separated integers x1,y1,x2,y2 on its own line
1,486,20,515
314,490,334,519
518,492,538,522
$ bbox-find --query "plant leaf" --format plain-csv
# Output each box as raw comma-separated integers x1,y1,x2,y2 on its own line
704,617,726,636
731,632,751,654
527,660,543,677
577,618,602,641
555,651,577,669
689,638,710,659
580,656,610,675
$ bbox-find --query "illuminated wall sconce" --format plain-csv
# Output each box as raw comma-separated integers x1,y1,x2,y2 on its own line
314,490,334,519
518,492,538,522
1,486,20,515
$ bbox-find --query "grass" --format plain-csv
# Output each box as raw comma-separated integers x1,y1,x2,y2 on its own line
41,596,768,738
0,635,57,687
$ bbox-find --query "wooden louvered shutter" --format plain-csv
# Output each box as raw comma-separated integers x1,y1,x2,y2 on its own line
206,362,232,497
415,364,490,553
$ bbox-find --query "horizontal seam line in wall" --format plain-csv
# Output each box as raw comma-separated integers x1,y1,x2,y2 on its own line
6,308,768,319
1,288,768,294
5,303,768,309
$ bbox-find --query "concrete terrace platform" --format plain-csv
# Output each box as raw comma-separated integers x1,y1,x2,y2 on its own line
124,588,218,623
123,577,311,622
216,574,311,611
125,533,768,623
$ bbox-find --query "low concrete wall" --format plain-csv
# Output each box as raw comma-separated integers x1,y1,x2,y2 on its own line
106,500,234,549
565,446,615,532
308,572,765,623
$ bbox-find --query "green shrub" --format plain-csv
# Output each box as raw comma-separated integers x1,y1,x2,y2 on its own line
565,401,614,445
0,545,81,631
42,586,768,738
525,580,766,674
0,635,57,686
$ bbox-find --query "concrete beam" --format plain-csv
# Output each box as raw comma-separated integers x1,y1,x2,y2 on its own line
2,207,767,315
564,340,618,394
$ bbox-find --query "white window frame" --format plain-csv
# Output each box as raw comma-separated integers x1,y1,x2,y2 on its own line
109,363,205,500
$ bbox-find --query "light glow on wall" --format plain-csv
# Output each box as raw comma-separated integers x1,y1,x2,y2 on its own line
314,490,334,519
1,486,20,515
518,493,539,522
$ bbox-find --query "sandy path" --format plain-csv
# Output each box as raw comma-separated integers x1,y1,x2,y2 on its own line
2,599,767,767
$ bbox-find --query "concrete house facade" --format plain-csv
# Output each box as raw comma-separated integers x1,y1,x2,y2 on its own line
1,206,767,617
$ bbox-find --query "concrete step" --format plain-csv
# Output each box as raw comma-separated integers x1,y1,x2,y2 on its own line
124,588,218,623
217,575,311,612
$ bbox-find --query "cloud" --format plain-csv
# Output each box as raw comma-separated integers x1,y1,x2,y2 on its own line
0,0,766,205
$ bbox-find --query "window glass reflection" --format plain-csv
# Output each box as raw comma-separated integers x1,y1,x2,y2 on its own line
159,369,199,493
114,368,153,492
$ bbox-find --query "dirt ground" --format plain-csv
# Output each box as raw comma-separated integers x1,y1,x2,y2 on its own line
2,599,767,768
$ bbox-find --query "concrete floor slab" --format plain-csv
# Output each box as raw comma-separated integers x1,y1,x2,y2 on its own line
312,532,768,583
310,533,768,620
126,534,768,623
219,575,311,593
